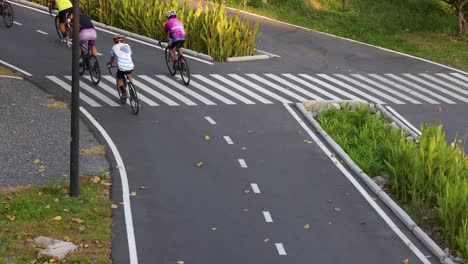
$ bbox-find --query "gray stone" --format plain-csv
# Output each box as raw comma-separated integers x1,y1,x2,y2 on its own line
454,257,468,264
33,236,78,260
407,136,415,141
389,122,399,130
373,176,390,188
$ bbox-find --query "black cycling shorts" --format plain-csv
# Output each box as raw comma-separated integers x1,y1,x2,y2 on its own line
169,40,185,49
58,7,73,23
116,69,133,80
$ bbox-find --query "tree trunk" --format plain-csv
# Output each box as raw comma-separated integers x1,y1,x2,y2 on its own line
457,0,467,36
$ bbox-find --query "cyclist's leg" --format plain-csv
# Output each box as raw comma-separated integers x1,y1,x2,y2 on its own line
116,70,127,97
176,40,185,57
168,39,177,62
88,29,98,57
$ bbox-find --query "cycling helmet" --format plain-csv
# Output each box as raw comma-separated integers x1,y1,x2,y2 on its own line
113,35,125,43
166,10,176,18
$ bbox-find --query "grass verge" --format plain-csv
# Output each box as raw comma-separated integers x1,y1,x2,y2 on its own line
217,0,468,70
0,173,112,263
0,66,22,77
316,104,468,259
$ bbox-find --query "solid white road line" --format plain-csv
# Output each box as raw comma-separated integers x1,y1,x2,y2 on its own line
13,21,22,25
251,183,261,194
89,76,158,106
246,74,307,101
176,77,236,105
205,116,216,125
9,1,50,15
263,211,273,222
352,74,421,104
156,75,216,105
238,159,248,168
229,74,292,103
436,73,468,88
451,73,468,82
209,74,272,104
80,107,138,264
97,52,103,56
385,106,422,136
369,74,438,104
65,76,119,106
318,74,385,104
334,74,405,104
282,74,341,100
419,73,468,97
265,74,324,100
194,74,257,104
299,74,361,100
275,243,287,256
224,136,234,145
36,30,48,35
138,75,196,106
386,74,455,104
0,59,32,76
46,76,101,107
403,73,462,104
284,103,430,264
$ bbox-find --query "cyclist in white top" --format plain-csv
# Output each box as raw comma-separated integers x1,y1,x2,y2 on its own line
107,35,134,99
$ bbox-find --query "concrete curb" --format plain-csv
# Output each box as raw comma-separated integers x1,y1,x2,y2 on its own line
295,102,454,264
226,54,270,62
376,104,420,139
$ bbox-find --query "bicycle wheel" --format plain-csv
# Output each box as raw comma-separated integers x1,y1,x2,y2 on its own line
79,50,86,76
179,56,190,86
128,83,139,115
54,16,62,39
2,2,14,28
89,55,101,85
165,47,176,76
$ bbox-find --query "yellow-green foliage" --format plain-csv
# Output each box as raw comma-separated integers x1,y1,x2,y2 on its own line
42,0,258,61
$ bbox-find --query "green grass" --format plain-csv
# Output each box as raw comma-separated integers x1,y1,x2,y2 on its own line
217,0,468,70
0,66,22,77
317,104,468,259
0,174,112,263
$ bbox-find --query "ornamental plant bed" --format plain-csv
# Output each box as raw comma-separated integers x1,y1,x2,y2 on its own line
314,103,467,260
34,0,259,62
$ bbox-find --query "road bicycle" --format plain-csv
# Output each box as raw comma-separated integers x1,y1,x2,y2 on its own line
0,0,14,28
159,40,190,85
107,65,139,115
53,8,72,46
79,42,100,85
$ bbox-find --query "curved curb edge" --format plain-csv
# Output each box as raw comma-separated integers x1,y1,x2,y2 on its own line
295,102,454,264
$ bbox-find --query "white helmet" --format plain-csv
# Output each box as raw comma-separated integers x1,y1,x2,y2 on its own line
166,10,176,18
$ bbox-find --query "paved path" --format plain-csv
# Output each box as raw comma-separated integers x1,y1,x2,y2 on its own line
1,2,467,263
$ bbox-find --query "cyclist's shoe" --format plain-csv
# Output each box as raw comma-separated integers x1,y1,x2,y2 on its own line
120,87,128,99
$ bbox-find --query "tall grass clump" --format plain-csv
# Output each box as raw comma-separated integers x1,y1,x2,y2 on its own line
317,105,468,259
41,0,259,61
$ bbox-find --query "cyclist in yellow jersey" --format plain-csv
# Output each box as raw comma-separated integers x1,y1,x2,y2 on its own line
55,0,73,41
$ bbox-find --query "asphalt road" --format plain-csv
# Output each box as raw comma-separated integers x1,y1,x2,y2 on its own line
1,2,467,264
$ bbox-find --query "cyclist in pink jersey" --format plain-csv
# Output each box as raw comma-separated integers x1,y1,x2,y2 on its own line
162,10,186,70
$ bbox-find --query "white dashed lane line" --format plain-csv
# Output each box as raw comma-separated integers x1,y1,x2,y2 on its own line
262,211,273,223
36,30,48,35
224,136,234,144
13,21,22,25
275,243,287,255
238,159,248,168
250,183,261,193
204,116,216,125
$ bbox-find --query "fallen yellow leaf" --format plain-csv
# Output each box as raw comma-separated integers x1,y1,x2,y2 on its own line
196,162,203,167
33,159,40,164
53,216,62,221
177,261,184,264
204,135,210,140
91,176,101,183
50,258,55,263
37,192,43,196
111,204,118,209
6,215,16,221
304,224,310,229
130,192,136,196
63,209,69,212
63,236,70,242
403,259,409,264
45,204,51,209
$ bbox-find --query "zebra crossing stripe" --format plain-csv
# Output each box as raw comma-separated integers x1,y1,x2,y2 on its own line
246,74,307,101
229,74,292,103
65,76,120,106
282,74,341,100
208,74,272,104
369,74,438,104
174,77,236,105
419,74,468,97
82,76,130,106
318,74,385,104
352,74,421,104
265,74,324,100
193,75,255,104
387,74,455,104
436,73,468,89
101,75,165,106
405,74,468,103
156,75,216,105
299,74,361,100
334,74,404,104
46,76,101,107
450,73,468,82
138,75,197,106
